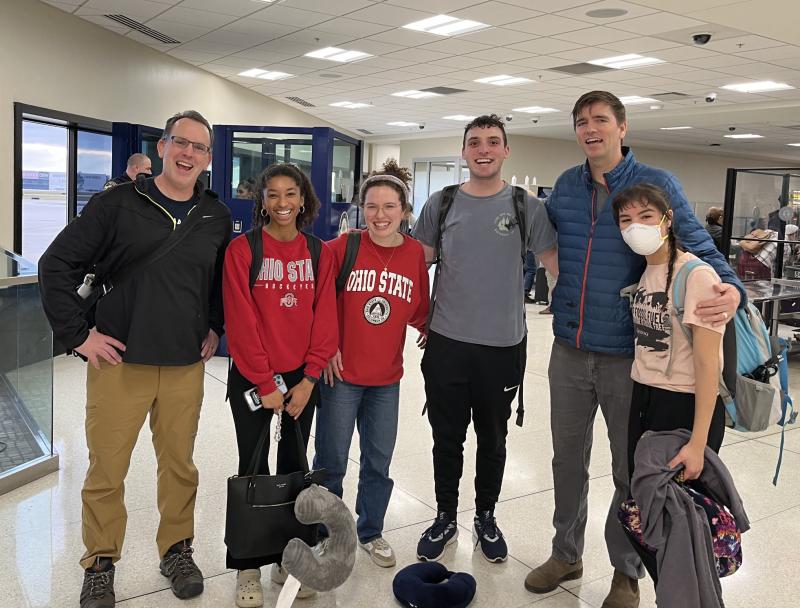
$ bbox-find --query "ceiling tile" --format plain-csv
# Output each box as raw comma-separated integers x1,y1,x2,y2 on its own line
145,19,216,41
249,5,331,28
505,37,581,55
503,0,601,11
221,20,299,40
459,26,535,47
167,49,221,64
463,47,533,63
506,14,594,36
451,2,543,26
364,28,435,47
283,28,354,47
610,12,708,36
428,55,495,69
679,55,755,69
344,4,435,27
177,0,269,17
150,6,235,28
279,0,376,15
382,48,452,63
736,45,800,61
76,0,173,21
554,26,635,46
600,36,683,54
313,17,390,38
556,0,658,24
417,38,491,55
385,0,482,10
42,1,80,12
705,34,787,54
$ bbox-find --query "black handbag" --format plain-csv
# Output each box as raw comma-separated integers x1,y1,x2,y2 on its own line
224,417,326,560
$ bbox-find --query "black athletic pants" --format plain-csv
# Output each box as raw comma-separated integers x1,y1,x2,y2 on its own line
226,362,317,570
421,331,524,518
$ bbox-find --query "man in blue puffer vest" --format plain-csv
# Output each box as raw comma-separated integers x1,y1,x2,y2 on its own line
523,91,744,608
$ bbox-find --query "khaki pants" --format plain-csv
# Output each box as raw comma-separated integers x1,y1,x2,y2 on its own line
79,361,204,569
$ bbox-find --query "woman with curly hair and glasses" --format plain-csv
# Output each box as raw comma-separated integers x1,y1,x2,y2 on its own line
222,163,338,606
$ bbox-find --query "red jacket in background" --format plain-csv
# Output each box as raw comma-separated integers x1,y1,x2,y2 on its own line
223,229,338,396
329,230,429,386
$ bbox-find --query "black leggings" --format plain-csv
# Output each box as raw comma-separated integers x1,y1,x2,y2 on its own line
627,381,726,481
226,362,317,571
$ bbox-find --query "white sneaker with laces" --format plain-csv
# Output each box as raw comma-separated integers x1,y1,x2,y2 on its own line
359,537,396,568
269,563,317,599
236,569,263,608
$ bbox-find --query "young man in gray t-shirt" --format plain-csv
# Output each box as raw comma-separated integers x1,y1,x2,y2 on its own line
412,115,558,563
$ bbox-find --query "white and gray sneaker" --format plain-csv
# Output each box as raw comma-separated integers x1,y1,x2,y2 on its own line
269,563,317,599
359,537,396,568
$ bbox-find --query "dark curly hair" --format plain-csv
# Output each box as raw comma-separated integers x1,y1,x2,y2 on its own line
251,163,320,230
462,114,507,148
359,159,413,214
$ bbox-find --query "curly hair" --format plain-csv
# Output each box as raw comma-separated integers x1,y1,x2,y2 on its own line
251,163,320,230
462,114,507,148
359,158,413,213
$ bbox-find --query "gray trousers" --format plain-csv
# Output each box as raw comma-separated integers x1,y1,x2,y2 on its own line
548,340,643,579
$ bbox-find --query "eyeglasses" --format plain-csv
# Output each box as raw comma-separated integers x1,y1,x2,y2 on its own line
165,135,211,154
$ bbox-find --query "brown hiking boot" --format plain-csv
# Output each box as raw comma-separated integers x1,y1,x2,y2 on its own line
524,556,583,593
80,557,115,608
601,570,640,608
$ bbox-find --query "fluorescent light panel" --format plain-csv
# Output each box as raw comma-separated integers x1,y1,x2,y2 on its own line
305,47,371,62
329,101,371,109
443,114,476,121
392,90,442,99
619,95,658,105
589,54,663,69
512,106,560,114
721,81,794,93
474,75,532,86
238,68,293,80
724,133,763,139
660,126,693,130
788,143,800,147
387,121,419,127
403,14,488,36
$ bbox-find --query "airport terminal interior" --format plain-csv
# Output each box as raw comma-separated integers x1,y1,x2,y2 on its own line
2,0,800,607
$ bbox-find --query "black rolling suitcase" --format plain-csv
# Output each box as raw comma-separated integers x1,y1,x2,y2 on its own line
532,267,549,304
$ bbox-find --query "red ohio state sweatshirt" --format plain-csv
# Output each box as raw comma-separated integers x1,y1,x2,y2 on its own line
330,230,429,386
223,230,338,396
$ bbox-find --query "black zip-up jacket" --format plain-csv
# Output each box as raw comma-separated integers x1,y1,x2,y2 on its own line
39,177,231,365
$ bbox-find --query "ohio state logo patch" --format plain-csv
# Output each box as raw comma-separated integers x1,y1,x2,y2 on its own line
363,296,390,325
280,293,298,308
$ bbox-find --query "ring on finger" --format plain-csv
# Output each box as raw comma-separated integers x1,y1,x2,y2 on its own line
722,311,728,320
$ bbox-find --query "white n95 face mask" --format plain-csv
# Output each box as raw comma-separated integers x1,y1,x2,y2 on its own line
621,215,667,256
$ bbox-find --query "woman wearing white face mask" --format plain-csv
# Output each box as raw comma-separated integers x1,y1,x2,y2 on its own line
612,183,726,483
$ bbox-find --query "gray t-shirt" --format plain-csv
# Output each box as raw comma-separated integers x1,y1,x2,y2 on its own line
413,184,557,346
594,181,609,215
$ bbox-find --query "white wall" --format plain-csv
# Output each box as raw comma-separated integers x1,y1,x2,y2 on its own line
370,144,401,172
399,134,787,204
0,0,352,249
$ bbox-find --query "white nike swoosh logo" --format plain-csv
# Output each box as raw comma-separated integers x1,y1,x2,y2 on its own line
503,385,519,392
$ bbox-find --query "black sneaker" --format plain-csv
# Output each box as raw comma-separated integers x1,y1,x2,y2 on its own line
159,539,204,599
473,510,507,563
80,557,115,608
416,512,458,562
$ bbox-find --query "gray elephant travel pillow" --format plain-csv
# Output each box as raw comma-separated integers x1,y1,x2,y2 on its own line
281,483,357,591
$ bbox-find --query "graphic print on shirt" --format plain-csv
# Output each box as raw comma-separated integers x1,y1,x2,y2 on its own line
257,256,315,308
632,286,670,352
494,212,516,236
364,296,391,325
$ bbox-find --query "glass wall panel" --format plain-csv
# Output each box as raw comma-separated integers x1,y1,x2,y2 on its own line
230,132,313,199
76,130,112,215
413,161,428,211
332,139,356,203
21,122,68,264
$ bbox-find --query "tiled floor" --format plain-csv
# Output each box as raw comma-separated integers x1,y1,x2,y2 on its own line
0,305,797,607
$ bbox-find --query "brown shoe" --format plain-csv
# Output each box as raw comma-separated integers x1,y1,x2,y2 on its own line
539,306,552,315
601,570,639,608
524,556,583,594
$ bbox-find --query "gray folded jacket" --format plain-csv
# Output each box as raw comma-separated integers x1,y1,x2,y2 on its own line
631,429,750,608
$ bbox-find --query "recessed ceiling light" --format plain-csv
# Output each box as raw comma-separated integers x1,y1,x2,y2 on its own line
724,133,763,139
589,54,664,69
443,114,477,121
238,68,293,80
392,90,442,99
474,75,532,86
512,106,560,114
619,95,659,105
788,143,800,147
403,15,489,36
329,101,371,109
387,121,419,127
305,47,371,63
660,126,693,130
721,81,794,93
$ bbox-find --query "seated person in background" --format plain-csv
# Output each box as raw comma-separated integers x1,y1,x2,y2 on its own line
705,207,723,252
737,224,798,280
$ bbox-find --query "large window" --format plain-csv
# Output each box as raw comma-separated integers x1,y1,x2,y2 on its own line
14,105,111,264
230,132,313,200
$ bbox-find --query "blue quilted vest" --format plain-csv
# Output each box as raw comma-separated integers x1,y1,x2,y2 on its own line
547,148,737,356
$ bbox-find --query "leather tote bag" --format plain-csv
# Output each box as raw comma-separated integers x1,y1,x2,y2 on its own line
225,418,325,559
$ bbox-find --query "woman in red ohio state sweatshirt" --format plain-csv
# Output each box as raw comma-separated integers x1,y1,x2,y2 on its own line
313,160,429,568
222,163,337,601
